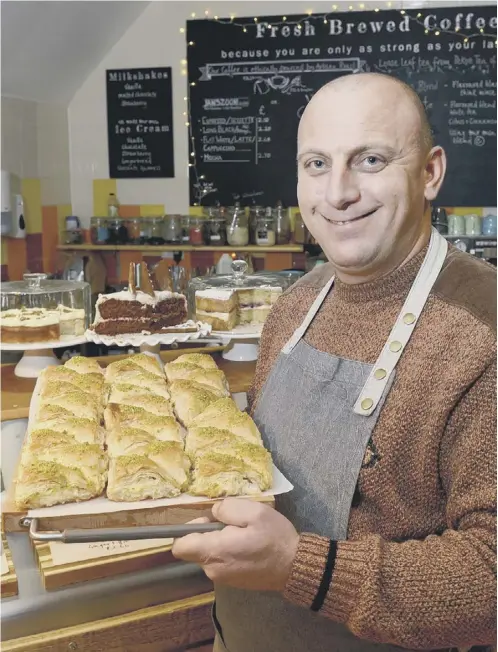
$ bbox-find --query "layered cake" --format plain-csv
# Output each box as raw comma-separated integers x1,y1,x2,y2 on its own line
92,290,188,336
195,286,282,331
0,305,86,343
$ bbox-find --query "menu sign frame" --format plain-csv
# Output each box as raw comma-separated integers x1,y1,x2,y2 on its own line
187,7,497,207
106,67,174,178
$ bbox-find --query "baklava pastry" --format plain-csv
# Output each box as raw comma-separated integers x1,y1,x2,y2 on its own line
106,425,183,457
104,404,182,441
15,443,107,509
168,353,218,370
107,441,191,502
169,380,223,427
189,398,262,445
164,363,229,396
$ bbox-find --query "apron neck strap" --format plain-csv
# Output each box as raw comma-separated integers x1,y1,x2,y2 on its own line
354,228,448,416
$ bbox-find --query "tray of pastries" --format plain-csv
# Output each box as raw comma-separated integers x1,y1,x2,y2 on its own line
3,353,292,532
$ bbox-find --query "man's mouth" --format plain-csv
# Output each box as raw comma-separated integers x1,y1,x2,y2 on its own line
319,208,377,225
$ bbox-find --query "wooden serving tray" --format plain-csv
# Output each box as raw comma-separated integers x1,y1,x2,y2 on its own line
33,538,175,590
2,495,275,533
1,533,18,599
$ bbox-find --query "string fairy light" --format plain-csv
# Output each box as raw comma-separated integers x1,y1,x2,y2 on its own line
179,7,496,43
181,3,496,205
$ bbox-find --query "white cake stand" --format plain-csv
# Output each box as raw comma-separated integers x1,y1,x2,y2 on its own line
0,336,88,378
85,323,217,366
209,326,263,362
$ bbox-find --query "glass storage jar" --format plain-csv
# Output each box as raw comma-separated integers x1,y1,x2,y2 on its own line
205,216,227,245
163,214,182,244
249,206,265,244
181,215,191,244
274,204,291,245
227,206,249,247
293,212,309,245
148,217,165,245
126,218,142,244
106,220,120,245
189,217,205,246
255,215,276,246
90,217,109,245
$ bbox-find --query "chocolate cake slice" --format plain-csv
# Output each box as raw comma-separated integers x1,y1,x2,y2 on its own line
92,290,187,336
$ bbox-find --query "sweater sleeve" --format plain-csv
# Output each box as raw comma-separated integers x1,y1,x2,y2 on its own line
283,360,497,650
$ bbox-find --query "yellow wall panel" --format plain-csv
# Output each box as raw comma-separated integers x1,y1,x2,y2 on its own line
21,178,42,233
140,204,164,217
449,207,483,216
93,179,117,217
189,206,204,217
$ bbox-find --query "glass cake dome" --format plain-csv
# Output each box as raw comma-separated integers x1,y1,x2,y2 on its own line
188,260,289,332
1,273,91,343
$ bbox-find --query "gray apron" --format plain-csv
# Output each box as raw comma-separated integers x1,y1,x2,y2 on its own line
214,230,449,652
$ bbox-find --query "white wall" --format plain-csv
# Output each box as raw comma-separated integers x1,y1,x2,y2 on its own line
1,96,71,204
1,96,38,179
68,0,497,226
37,102,71,205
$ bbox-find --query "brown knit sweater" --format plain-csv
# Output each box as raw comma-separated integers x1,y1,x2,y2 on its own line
248,247,496,650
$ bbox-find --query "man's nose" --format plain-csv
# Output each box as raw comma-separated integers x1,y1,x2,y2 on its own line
324,166,361,211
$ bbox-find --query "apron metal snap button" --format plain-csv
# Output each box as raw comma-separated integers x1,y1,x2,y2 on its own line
389,341,403,353
403,313,416,325
374,368,387,380
361,397,374,411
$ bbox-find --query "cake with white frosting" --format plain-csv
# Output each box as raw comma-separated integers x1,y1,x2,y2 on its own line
92,290,188,336
0,305,85,343
195,287,282,331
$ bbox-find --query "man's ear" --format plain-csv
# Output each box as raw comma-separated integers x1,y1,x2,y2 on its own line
424,146,447,202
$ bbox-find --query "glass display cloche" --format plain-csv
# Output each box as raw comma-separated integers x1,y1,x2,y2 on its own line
188,260,289,332
1,273,91,344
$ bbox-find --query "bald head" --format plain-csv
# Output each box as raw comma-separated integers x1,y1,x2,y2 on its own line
300,72,433,154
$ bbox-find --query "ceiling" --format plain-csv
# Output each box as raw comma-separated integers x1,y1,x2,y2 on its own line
1,1,150,105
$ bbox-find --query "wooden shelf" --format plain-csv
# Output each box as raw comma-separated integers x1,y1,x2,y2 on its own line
57,244,303,253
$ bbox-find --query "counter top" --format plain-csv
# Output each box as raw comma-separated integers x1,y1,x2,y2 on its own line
1,347,256,421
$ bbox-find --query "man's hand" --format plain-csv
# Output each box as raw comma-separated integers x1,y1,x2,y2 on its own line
172,498,299,592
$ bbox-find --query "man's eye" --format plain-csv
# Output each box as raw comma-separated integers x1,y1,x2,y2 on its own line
306,159,325,170
358,155,386,171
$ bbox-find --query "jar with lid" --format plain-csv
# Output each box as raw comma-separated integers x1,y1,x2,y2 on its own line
227,206,249,247
181,215,191,244
293,212,309,245
205,216,227,245
249,206,265,244
163,214,182,244
255,215,276,246
148,217,165,245
106,219,120,245
189,217,205,246
273,203,291,244
126,218,142,244
90,217,109,245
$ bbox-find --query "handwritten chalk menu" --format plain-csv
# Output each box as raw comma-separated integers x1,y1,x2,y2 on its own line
187,7,497,206
106,68,174,178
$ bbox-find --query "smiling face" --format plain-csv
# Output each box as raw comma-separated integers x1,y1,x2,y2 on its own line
297,74,446,283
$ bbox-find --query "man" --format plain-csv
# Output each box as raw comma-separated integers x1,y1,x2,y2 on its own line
173,73,496,651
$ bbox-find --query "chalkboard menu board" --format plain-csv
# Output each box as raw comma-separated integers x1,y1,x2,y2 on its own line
187,7,497,206
107,67,174,178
